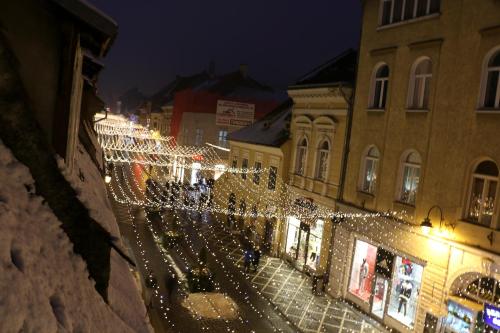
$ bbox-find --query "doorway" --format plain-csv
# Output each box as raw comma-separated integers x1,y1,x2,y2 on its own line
371,275,389,319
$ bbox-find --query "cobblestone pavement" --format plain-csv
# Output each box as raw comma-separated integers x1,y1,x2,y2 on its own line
200,216,389,333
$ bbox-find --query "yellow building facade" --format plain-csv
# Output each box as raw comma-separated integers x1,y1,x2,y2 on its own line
331,1,500,332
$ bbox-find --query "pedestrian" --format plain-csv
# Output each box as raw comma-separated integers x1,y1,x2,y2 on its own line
243,247,253,273
166,274,178,303
252,246,261,272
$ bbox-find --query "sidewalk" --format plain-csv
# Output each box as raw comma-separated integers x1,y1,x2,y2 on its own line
203,222,389,333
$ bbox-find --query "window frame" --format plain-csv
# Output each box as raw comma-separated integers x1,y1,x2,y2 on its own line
268,166,278,191
218,129,228,147
370,64,390,110
408,57,433,110
465,160,499,228
195,128,204,146
397,151,421,206
379,0,440,27
360,146,380,194
295,137,308,176
253,161,262,185
241,158,248,180
315,139,330,181
479,47,500,110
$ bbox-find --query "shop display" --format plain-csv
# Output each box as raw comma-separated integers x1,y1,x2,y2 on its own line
444,299,476,333
306,219,324,270
348,240,377,302
285,217,324,271
387,256,424,328
285,217,300,258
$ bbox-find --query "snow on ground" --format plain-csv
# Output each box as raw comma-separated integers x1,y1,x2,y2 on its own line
58,142,152,332
0,140,150,333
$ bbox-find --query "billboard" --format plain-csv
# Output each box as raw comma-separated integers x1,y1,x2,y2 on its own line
216,100,255,127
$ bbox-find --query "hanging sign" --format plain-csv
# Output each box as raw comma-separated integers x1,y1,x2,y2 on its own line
484,303,500,330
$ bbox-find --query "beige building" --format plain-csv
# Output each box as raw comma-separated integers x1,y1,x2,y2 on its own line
331,1,500,332
213,100,293,256
284,50,357,278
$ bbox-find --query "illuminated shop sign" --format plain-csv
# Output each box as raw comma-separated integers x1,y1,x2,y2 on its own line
484,303,500,330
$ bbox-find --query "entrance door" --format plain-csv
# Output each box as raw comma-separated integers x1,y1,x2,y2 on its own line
263,219,274,253
371,275,389,319
297,223,310,268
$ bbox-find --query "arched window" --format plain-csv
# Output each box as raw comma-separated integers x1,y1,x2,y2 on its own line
481,49,500,109
408,58,432,109
462,277,500,304
315,140,330,181
295,138,308,175
370,64,390,109
467,160,498,226
399,151,421,205
361,146,380,194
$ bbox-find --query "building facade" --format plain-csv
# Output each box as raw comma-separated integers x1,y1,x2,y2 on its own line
213,100,293,256
331,1,500,332
285,50,357,278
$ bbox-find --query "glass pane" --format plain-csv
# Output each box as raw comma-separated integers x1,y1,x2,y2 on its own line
416,59,432,75
404,0,416,19
423,77,431,108
382,80,389,108
416,0,428,16
489,52,500,67
429,0,440,13
387,257,424,328
372,277,389,319
382,1,393,25
378,65,390,78
306,234,322,270
297,231,308,267
393,0,404,23
412,77,423,108
479,278,496,301
373,80,383,108
285,220,300,258
469,177,485,222
268,167,277,190
476,160,499,176
484,71,500,108
481,180,497,226
348,240,377,303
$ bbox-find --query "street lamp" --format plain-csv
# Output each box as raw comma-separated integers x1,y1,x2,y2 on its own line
420,205,446,235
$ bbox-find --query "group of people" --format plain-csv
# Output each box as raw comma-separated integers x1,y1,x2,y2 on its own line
243,245,261,273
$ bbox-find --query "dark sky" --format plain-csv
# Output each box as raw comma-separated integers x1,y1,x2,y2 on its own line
88,0,361,104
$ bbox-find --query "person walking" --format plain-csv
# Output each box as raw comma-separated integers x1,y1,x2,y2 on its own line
252,246,261,272
166,274,178,303
243,247,253,273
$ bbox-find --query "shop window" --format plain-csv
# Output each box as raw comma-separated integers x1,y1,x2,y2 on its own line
370,64,390,109
398,151,421,205
315,140,330,181
295,138,308,175
480,48,500,109
285,217,324,271
361,146,380,194
285,216,301,259
306,219,324,270
268,166,277,190
387,256,424,328
241,158,248,180
467,160,498,227
408,58,432,109
253,161,262,185
348,240,377,303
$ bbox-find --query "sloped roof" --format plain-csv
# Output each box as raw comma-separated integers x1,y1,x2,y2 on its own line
149,71,210,111
291,49,357,88
229,98,293,147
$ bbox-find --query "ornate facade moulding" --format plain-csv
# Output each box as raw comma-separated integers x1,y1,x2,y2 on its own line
369,45,398,56
408,38,444,50
480,24,500,37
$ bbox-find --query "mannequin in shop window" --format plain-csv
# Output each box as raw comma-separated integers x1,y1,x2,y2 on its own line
398,280,413,316
359,258,368,294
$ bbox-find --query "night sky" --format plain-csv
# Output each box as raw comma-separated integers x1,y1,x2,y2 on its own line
88,0,361,104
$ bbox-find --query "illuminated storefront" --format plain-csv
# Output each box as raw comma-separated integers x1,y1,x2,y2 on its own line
345,238,425,330
284,216,325,273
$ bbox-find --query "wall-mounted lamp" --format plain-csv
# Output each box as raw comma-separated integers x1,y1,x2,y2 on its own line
104,174,112,184
420,205,454,235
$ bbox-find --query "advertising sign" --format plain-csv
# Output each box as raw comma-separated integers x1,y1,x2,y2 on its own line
484,303,500,330
216,100,255,127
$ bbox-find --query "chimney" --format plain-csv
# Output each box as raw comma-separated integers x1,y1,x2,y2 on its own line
208,60,215,78
239,64,248,78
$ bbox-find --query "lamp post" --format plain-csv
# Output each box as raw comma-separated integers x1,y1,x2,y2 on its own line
420,205,445,234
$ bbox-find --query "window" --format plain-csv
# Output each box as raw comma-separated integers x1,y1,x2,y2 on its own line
253,161,262,184
241,158,248,180
408,58,432,109
295,138,308,175
467,160,498,227
218,130,228,147
268,166,277,190
480,49,500,109
195,128,204,146
399,152,421,205
380,0,440,26
370,65,390,109
315,140,330,181
361,146,380,194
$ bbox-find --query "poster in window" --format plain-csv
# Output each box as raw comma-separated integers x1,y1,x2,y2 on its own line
348,240,377,302
375,248,394,279
387,256,424,328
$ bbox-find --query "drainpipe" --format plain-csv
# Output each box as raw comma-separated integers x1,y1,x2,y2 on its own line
337,80,355,202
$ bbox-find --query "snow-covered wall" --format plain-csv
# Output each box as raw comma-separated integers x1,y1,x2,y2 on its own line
0,140,151,332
